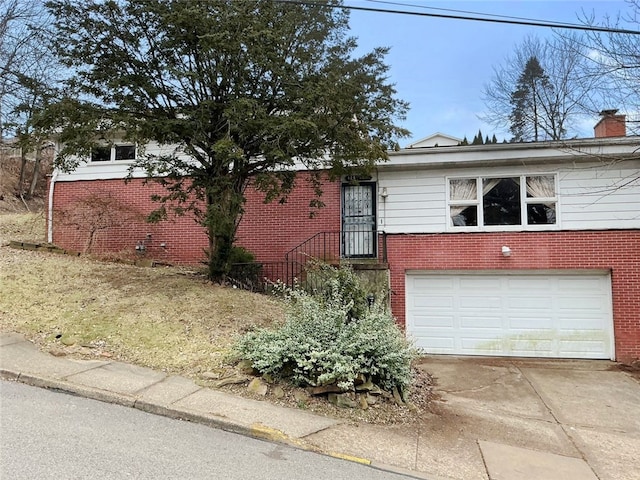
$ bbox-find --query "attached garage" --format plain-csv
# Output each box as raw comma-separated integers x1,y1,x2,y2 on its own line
406,271,614,359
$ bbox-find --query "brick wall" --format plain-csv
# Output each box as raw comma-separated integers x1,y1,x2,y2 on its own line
236,173,341,261
50,178,207,263
49,173,341,265
386,231,640,363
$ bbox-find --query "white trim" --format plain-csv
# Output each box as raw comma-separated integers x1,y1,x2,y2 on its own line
47,170,58,243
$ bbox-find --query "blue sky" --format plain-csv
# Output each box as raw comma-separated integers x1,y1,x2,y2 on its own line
346,0,634,145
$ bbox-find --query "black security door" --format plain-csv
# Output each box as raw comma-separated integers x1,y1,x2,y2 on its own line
342,183,376,258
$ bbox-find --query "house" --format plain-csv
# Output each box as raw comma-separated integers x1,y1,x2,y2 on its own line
47,111,640,363
405,132,462,148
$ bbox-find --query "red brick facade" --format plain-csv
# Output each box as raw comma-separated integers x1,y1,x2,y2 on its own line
49,173,341,265
48,177,639,362
236,175,341,262
385,231,640,363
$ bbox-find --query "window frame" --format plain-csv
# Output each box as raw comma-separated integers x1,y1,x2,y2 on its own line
446,174,559,232
89,143,137,163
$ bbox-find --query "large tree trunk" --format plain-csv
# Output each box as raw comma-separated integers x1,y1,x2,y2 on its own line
205,181,245,282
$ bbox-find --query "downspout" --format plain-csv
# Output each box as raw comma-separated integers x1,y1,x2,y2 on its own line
47,169,58,244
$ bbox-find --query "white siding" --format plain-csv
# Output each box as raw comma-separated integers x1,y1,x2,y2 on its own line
378,160,640,233
55,141,184,182
559,164,640,229
377,171,445,231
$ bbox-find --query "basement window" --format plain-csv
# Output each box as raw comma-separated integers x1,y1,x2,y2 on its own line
448,175,557,229
91,146,111,162
90,144,136,162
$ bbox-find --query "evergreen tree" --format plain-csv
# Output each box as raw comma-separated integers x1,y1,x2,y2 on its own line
46,0,408,281
509,56,554,142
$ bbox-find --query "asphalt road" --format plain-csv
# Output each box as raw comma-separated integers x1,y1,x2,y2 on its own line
0,380,416,480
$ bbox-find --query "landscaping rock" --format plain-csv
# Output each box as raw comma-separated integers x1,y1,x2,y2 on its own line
293,390,310,405
328,393,357,409
247,377,268,396
272,386,285,399
308,384,344,395
212,375,249,388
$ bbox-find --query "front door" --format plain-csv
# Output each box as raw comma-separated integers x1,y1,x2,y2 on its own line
342,183,376,258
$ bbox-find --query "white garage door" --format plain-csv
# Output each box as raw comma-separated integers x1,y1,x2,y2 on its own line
406,272,614,359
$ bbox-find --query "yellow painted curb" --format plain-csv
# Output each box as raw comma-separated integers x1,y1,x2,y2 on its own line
328,452,371,465
250,424,290,443
249,423,307,450
249,424,371,466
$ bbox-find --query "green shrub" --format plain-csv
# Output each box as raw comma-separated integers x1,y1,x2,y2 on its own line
305,260,369,321
228,246,256,264
234,265,415,392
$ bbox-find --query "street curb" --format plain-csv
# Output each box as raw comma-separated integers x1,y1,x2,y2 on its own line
0,369,387,474
1,370,136,407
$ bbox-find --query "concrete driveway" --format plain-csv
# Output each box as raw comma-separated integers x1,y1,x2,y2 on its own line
413,356,640,480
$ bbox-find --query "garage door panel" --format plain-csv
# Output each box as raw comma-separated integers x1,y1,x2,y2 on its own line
412,295,454,309
406,272,613,359
557,296,606,311
412,277,455,290
559,340,607,353
411,315,454,329
507,277,551,291
509,339,555,355
460,335,506,351
413,336,456,351
459,315,502,329
460,277,501,289
507,296,553,309
507,317,555,329
557,277,605,290
558,318,609,330
460,296,502,309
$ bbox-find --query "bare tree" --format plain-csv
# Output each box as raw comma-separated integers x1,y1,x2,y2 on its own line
576,0,640,135
56,192,146,254
482,34,599,141
0,0,59,199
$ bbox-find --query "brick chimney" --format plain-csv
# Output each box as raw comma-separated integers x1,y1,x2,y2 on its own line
594,109,626,138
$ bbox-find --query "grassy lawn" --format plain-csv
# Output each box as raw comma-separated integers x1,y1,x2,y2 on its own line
0,213,283,379
1,212,436,424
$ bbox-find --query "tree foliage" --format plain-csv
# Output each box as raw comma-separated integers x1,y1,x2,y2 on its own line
463,129,499,145
46,0,409,280
509,56,554,142
482,35,598,141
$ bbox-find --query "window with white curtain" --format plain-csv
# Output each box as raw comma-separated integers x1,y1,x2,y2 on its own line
448,175,557,228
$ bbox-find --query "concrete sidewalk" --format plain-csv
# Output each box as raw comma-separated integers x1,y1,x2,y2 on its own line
1,332,639,480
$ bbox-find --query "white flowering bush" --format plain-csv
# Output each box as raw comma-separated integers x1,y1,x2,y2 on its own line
234,266,415,392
